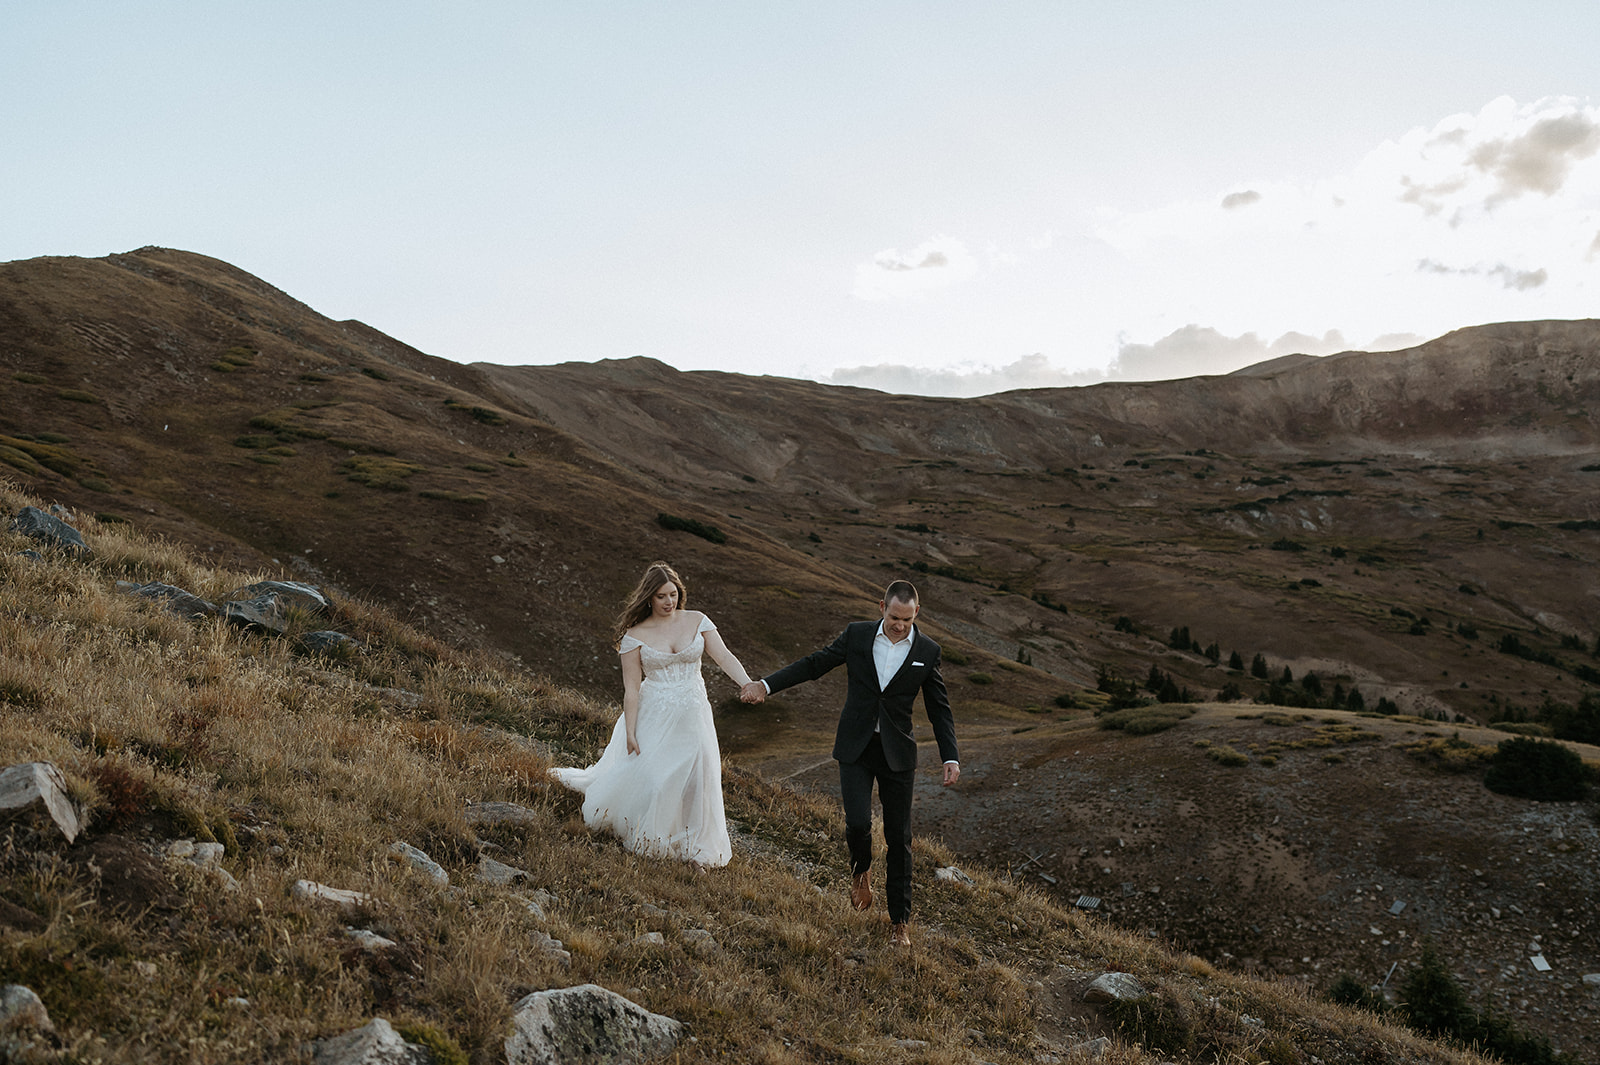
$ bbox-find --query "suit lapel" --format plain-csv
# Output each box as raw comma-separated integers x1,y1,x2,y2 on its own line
883,628,925,692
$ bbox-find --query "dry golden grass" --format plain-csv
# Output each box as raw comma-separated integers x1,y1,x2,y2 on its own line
0,483,1499,1064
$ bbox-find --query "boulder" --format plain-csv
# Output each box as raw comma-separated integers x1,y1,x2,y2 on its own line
389,842,449,887
116,581,218,619
505,984,684,1065
0,762,82,843
0,985,54,1034
464,801,540,826
8,506,89,559
345,929,399,952
477,856,531,886
291,879,374,911
1082,972,1147,1003
311,1017,430,1065
222,580,330,634
301,630,362,656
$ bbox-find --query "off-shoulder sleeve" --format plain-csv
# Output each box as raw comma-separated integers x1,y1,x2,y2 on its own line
618,633,643,654
697,613,717,633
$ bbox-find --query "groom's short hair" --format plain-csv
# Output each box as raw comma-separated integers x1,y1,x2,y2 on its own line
883,580,919,606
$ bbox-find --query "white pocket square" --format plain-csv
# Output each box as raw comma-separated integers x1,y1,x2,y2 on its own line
912,661,925,667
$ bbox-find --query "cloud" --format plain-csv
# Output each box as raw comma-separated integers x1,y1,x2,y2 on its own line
852,236,978,301
824,326,1426,397
1110,325,1355,382
827,353,1104,397
1417,258,1548,290
1221,189,1262,209
1468,111,1600,200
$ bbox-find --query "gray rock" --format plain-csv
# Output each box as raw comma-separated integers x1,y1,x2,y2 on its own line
311,1017,431,1064
0,984,54,1034
0,762,82,843
632,931,665,948
464,801,540,826
116,580,218,619
1583,972,1600,986
17,549,43,561
532,931,572,968
389,842,449,887
935,865,976,885
345,928,399,952
505,984,683,1065
301,630,362,656
681,928,718,955
9,506,89,559
291,879,374,911
222,580,329,634
1069,1036,1112,1058
476,856,531,886
1082,972,1147,1003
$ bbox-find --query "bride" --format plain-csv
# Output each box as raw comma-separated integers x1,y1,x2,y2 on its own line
549,561,756,867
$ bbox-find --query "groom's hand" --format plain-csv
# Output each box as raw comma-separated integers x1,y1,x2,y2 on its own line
941,761,960,787
739,681,767,704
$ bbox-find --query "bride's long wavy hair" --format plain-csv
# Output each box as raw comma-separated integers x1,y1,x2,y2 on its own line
613,561,688,646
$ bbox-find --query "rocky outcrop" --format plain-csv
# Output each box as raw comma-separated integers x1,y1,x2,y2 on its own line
222,580,330,634
504,984,684,1065
0,762,82,843
116,581,218,619
1082,972,1147,1003
8,506,89,558
311,1017,431,1065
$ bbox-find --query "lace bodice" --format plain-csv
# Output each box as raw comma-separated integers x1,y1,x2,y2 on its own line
619,614,715,686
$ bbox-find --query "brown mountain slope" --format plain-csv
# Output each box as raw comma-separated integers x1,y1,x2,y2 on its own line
5,248,1599,1055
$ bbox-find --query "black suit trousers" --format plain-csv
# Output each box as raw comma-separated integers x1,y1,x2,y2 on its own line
840,733,915,924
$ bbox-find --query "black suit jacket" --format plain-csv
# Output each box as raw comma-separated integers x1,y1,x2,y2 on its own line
763,621,957,773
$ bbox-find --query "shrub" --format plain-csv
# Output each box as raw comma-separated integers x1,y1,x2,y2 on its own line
1205,744,1249,766
1052,692,1077,709
12,372,48,384
942,648,969,666
966,673,993,686
1483,737,1590,801
1099,705,1194,735
657,513,727,544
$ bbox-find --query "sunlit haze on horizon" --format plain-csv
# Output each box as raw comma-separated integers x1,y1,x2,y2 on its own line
5,3,1600,396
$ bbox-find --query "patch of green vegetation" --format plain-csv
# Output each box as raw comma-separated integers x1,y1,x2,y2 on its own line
0,444,41,475
233,435,276,449
419,490,489,504
250,454,282,465
299,372,332,383
943,648,969,666
327,438,395,455
1100,705,1194,735
266,446,297,457
12,372,48,384
966,672,994,686
58,389,102,404
95,512,130,525
342,456,425,490
360,366,391,381
249,408,331,440
211,346,257,372
657,512,726,544
1399,732,1496,773
1205,744,1250,766
443,398,508,425
394,1022,469,1065
1321,752,1346,764
1484,736,1590,801
463,463,496,473
78,477,112,492
497,455,527,467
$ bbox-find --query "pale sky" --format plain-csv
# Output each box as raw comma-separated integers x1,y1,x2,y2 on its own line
5,3,1600,396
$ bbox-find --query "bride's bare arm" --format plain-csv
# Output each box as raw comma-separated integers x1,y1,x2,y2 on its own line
702,628,754,687
620,646,643,755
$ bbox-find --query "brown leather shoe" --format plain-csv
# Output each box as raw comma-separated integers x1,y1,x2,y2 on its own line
850,871,873,912
890,922,912,948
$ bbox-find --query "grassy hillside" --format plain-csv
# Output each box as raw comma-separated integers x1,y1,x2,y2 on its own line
0,480,1497,1064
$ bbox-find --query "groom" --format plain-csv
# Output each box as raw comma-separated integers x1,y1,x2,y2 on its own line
740,580,959,948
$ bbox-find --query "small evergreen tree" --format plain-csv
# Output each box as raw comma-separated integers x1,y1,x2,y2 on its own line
1250,653,1269,679
1399,941,1475,1038
1484,737,1590,801
1228,650,1244,671
1204,642,1221,662
1347,687,1365,713
1301,672,1323,698
1168,625,1191,650
1279,665,1294,685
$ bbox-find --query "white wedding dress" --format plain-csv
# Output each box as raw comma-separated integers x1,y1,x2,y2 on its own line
549,614,732,866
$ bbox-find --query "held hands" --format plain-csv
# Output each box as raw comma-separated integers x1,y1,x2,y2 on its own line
739,681,767,704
